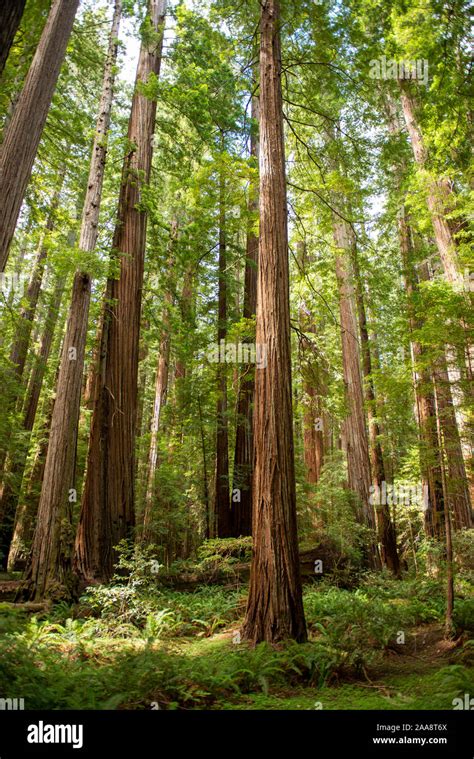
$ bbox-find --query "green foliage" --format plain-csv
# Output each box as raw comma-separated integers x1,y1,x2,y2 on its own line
196,537,253,563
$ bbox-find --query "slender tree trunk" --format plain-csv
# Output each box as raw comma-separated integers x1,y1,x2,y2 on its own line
440,458,455,638
431,342,472,531
242,0,307,645
351,243,400,575
302,380,324,484
297,242,325,488
231,88,259,537
24,1,123,599
175,262,194,386
398,80,460,285
384,102,448,540
197,391,210,540
76,0,166,584
10,362,60,576
0,0,80,272
398,212,445,539
444,500,455,637
0,0,27,77
215,158,231,537
332,219,379,566
394,91,473,475
1,276,65,571
142,220,178,541
0,192,60,480
6,277,65,571
300,333,325,488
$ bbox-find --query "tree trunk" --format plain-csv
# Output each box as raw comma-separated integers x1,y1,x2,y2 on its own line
350,243,400,575
0,193,60,480
298,242,325,489
333,219,379,566
10,355,61,577
384,102,447,541
302,380,324,484
441,459,455,638
214,159,231,537
0,0,27,77
242,0,307,645
398,80,460,285
429,339,472,532
75,0,166,584
1,276,65,571
231,87,259,537
25,0,123,599
142,220,178,541
0,0,80,272
398,210,445,539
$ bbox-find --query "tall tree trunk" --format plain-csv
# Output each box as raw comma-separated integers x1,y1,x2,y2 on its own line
351,243,400,575
332,219,379,566
242,0,307,645
0,192,60,480
214,158,231,537
398,80,460,285
440,456,455,638
197,390,210,540
433,352,472,530
25,0,123,599
0,280,64,567
395,90,473,467
10,368,59,575
76,0,166,584
302,380,324,484
398,211,445,539
0,0,27,77
297,242,325,489
384,103,447,540
6,276,66,571
0,0,80,272
231,88,259,537
142,220,178,541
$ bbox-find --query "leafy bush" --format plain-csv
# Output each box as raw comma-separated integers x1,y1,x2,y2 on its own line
82,579,244,638
197,537,253,563
453,598,474,633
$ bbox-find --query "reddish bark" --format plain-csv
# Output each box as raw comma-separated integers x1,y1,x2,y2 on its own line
242,0,307,644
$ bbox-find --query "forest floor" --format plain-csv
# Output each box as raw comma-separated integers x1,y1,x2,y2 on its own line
202,623,465,709
0,563,473,711
151,617,471,710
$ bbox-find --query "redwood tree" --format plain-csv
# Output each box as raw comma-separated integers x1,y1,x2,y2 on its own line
25,0,123,599
0,0,27,77
242,0,307,645
0,0,80,272
333,217,379,567
75,0,167,584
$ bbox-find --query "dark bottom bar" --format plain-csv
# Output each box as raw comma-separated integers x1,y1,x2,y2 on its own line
0,710,471,757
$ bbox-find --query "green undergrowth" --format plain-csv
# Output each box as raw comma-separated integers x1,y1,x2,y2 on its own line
0,572,472,710
0,619,472,710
